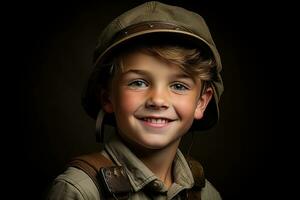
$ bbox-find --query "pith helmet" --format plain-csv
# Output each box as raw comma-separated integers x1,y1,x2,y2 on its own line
82,1,224,131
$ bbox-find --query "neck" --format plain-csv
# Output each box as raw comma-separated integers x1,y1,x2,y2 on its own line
135,139,181,189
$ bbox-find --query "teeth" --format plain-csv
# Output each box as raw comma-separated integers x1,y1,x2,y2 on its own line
143,118,168,124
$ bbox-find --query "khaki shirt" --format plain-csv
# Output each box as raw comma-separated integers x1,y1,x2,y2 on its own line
47,134,222,200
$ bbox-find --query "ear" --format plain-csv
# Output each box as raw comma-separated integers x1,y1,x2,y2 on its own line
100,90,114,114
194,87,213,120
103,101,114,113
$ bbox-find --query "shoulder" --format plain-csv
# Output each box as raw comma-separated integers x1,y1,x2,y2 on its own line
46,167,100,200
201,179,222,200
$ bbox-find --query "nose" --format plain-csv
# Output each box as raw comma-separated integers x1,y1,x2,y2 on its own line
145,87,169,110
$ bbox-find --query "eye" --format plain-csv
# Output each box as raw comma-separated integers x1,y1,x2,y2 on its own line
170,82,190,93
128,79,148,88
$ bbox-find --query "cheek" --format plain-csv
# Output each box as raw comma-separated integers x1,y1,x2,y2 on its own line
173,95,198,119
177,101,195,117
114,90,144,114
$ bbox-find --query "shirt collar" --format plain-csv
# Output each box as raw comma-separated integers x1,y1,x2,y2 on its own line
104,131,194,193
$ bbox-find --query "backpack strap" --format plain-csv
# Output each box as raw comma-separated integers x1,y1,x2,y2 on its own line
68,153,205,200
184,155,206,200
185,155,206,189
67,152,132,199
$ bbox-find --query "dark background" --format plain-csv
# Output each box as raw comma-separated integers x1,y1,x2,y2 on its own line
8,0,278,199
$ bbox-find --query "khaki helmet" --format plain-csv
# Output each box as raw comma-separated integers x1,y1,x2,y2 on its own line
82,1,224,134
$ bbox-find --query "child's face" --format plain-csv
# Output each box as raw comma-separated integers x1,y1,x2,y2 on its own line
104,51,211,150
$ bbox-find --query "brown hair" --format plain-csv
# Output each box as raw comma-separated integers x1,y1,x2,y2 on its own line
111,45,217,94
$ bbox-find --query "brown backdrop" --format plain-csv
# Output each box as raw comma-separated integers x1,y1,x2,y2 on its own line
14,0,275,199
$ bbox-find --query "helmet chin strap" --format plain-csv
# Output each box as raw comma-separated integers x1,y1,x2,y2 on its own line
95,110,106,143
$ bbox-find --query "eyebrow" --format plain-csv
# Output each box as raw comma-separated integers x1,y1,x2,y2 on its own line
122,69,150,76
122,69,193,80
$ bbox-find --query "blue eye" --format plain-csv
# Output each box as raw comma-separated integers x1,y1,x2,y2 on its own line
128,80,148,88
170,83,189,92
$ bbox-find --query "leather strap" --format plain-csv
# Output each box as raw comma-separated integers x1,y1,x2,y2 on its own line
99,166,132,199
68,152,132,199
68,152,205,200
185,155,206,189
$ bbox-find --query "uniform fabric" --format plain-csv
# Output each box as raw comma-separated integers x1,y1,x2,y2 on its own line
47,132,222,200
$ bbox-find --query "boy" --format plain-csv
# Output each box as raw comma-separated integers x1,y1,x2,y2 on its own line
47,1,224,199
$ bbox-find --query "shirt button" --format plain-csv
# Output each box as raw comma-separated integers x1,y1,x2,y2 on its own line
150,180,163,191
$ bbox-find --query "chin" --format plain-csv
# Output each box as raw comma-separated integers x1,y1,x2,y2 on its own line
140,141,167,150
136,136,178,150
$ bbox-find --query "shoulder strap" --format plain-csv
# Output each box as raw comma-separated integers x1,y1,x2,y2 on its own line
67,152,112,191
182,155,206,200
67,152,132,199
185,155,206,189
68,153,205,200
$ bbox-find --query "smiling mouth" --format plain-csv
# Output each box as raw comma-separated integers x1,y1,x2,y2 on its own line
137,117,176,128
